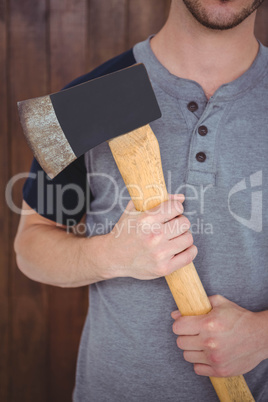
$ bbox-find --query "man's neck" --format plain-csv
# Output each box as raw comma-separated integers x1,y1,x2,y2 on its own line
150,1,259,99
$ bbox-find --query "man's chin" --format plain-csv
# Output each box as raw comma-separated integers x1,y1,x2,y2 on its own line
182,0,263,31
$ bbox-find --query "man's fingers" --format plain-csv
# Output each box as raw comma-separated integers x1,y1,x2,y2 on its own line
168,230,194,255
177,335,203,351
164,216,191,240
172,313,202,336
194,363,215,377
169,193,185,203
167,245,198,274
183,351,208,365
171,310,181,319
146,199,184,223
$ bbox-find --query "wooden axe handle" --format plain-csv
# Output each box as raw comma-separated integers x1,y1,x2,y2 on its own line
108,124,254,402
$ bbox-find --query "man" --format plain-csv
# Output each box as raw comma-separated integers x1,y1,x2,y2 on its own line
15,0,268,400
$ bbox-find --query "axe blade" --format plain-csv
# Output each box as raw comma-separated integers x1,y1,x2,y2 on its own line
17,63,161,178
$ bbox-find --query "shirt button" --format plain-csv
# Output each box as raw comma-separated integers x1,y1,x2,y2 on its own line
198,125,208,136
187,101,198,112
196,152,206,162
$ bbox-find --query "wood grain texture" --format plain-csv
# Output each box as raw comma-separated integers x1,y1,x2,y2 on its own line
49,1,88,400
109,125,254,402
109,125,168,211
255,2,268,46
50,0,88,91
127,0,170,47
210,376,254,402
0,0,10,400
8,0,49,401
166,262,212,315
88,0,127,70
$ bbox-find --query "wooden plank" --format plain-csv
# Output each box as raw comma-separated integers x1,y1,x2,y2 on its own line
48,286,89,402
255,2,268,46
50,0,88,91
0,0,10,400
88,0,128,70
49,1,88,400
8,0,49,401
127,0,171,48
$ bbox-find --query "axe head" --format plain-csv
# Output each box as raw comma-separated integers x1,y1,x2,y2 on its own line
17,64,161,178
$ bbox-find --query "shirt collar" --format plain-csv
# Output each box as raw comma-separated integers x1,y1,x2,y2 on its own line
133,36,268,103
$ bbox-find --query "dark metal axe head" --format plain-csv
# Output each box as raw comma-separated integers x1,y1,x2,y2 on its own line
17,63,161,178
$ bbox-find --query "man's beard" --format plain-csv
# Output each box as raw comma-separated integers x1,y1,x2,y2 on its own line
182,0,265,30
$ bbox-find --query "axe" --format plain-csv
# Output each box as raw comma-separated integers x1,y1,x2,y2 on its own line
18,63,254,402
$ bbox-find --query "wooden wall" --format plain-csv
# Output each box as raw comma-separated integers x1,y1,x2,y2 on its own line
1,1,267,401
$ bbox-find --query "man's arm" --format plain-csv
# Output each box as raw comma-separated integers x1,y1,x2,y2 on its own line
14,196,197,287
14,201,110,287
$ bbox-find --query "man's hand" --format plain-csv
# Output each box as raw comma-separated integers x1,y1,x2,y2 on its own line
172,295,268,377
15,195,197,286
104,194,198,280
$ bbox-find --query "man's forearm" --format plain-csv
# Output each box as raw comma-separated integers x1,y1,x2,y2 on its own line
15,196,195,287
15,223,113,287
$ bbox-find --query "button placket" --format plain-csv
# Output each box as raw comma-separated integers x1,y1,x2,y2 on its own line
179,99,207,134
186,100,230,185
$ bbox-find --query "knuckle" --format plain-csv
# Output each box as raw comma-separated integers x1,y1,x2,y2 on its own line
204,317,218,332
137,213,154,228
204,337,217,350
209,351,222,365
137,214,147,226
147,232,163,248
137,216,164,245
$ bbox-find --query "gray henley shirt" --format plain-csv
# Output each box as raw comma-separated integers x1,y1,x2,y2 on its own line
73,37,268,402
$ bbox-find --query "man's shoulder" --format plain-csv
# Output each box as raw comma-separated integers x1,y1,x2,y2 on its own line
63,48,136,90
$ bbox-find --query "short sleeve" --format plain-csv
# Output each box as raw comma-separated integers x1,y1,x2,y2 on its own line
23,155,88,226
